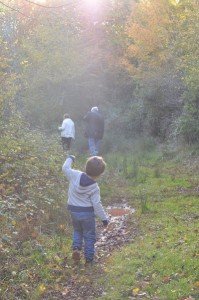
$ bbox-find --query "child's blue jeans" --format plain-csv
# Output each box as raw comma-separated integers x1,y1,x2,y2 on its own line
70,211,96,262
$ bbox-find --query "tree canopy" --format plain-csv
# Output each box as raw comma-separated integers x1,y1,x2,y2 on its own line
0,0,199,143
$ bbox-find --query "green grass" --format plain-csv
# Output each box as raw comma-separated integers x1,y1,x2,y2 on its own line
99,214,198,298
0,234,73,299
97,155,199,300
1,128,199,299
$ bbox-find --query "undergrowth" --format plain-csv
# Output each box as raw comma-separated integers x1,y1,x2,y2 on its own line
98,152,199,300
0,117,199,299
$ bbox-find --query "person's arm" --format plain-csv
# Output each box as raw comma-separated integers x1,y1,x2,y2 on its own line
83,112,89,121
62,155,76,179
58,120,65,131
90,189,109,226
72,123,75,139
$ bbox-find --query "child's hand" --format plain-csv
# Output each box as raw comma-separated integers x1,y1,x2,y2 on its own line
68,155,76,162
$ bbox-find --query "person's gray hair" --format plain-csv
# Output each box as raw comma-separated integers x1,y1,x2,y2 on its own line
91,106,99,112
63,113,70,119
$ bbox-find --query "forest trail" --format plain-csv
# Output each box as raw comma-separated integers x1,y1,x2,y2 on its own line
43,204,139,300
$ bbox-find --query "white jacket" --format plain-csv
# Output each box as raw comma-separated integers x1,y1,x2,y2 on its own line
59,118,75,139
62,157,108,221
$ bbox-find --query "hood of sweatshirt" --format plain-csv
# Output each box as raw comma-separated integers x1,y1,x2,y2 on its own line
80,173,96,187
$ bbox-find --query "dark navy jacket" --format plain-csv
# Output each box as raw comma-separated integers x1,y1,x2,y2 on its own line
83,111,104,140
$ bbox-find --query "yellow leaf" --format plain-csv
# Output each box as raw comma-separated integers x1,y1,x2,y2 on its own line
54,255,61,263
62,287,69,296
132,288,140,295
59,224,65,231
39,284,46,293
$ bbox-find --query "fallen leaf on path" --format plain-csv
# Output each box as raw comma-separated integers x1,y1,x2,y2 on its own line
39,284,46,292
162,276,170,283
62,287,69,296
132,287,140,295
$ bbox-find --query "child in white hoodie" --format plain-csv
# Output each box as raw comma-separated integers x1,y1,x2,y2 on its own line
62,155,109,265
58,114,75,151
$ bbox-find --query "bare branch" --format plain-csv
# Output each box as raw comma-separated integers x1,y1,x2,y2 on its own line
24,0,64,9
0,1,28,17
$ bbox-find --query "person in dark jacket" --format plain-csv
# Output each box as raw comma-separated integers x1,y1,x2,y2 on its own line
83,106,104,156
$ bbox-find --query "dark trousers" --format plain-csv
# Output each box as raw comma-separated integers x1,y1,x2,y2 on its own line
61,137,72,150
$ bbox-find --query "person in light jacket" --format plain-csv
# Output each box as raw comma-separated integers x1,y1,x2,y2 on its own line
58,113,75,151
62,155,109,265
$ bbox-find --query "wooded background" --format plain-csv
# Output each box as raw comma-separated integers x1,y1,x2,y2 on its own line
1,3,199,299
1,0,199,150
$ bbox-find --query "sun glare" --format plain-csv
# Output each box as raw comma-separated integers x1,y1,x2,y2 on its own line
170,0,180,5
34,0,101,10
34,0,47,4
84,0,101,10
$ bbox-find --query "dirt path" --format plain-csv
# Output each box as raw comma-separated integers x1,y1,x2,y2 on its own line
43,205,139,300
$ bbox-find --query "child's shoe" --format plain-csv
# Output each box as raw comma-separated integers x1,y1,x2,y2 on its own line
72,248,81,262
85,258,94,267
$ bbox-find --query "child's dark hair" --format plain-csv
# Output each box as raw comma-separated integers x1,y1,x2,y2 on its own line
85,156,106,177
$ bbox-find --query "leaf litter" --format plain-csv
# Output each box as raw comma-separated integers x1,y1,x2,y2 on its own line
42,203,138,300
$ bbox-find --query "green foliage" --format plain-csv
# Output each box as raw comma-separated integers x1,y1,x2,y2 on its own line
1,115,199,299
121,0,199,144
139,188,150,213
175,0,199,92
17,0,133,129
0,37,17,115
0,113,74,298
98,155,199,300
177,90,199,144
1,1,199,298
1,0,199,149
0,113,68,238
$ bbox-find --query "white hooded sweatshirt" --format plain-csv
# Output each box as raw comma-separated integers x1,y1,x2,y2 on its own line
59,118,75,139
62,157,108,222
